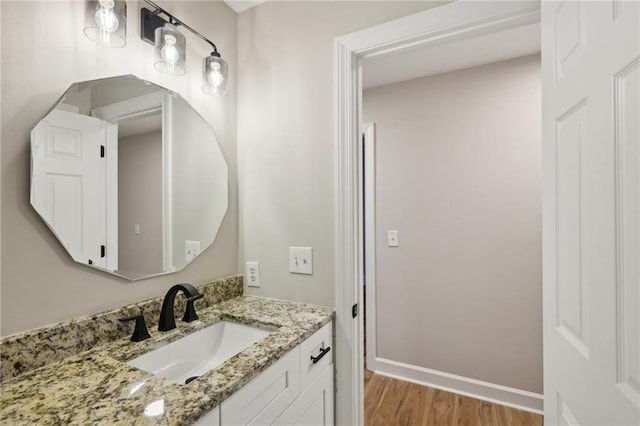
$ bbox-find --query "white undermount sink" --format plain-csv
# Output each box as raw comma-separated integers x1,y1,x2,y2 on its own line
127,321,271,385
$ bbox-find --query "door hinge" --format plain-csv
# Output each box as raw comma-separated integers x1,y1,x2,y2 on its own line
352,303,358,318
100,145,105,158
100,245,106,258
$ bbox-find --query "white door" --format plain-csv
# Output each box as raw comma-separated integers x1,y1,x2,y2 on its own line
542,1,639,425
31,109,114,268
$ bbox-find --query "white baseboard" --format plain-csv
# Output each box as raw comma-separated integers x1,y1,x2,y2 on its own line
373,357,544,415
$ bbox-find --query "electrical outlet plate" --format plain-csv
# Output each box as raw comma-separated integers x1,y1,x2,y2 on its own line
289,247,313,275
246,261,260,287
185,240,201,262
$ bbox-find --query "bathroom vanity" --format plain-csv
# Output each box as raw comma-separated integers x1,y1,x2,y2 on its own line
2,72,337,425
0,277,335,425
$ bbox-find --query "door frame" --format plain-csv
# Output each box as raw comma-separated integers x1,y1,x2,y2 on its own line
361,122,378,373
333,2,541,424
91,91,170,272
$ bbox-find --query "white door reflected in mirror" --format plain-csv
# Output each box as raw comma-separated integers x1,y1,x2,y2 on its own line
31,109,116,270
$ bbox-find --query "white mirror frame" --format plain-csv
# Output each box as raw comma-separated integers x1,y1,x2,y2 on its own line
333,2,541,424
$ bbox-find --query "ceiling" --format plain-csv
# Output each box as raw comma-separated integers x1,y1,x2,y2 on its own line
223,0,267,13
362,22,541,89
118,113,162,138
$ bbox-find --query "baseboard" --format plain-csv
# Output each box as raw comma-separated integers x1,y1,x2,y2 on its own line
373,357,544,414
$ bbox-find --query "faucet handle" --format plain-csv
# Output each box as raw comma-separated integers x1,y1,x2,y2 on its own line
183,293,204,323
119,314,151,342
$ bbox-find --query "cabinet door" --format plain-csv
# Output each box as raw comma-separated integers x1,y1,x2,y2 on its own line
220,348,301,426
273,364,334,426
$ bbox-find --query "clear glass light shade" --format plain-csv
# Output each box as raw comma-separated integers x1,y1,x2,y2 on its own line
154,23,186,76
202,55,228,96
83,0,127,48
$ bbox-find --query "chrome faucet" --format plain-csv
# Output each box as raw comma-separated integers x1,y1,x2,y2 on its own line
158,283,204,332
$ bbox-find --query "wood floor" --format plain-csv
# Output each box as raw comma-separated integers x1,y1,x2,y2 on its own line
364,370,543,426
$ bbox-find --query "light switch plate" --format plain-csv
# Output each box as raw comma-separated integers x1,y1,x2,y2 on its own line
387,230,399,247
289,247,313,275
246,261,260,287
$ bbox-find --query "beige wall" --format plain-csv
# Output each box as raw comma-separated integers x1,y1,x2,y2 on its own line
0,1,238,336
363,55,542,393
237,1,444,307
118,130,163,275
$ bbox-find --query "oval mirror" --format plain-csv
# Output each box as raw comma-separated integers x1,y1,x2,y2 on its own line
30,75,228,280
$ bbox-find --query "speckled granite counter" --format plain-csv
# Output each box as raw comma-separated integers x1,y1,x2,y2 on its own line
0,293,334,425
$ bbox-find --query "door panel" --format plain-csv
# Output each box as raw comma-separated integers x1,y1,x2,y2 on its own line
615,57,640,408
555,99,590,359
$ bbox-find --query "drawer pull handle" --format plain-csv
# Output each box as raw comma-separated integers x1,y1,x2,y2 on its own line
311,346,331,364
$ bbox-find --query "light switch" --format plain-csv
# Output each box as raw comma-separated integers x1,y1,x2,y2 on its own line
289,247,313,275
387,230,399,247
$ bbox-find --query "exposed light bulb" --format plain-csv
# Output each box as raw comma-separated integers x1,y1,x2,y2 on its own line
207,62,224,87
202,54,228,95
94,0,119,46
161,34,179,73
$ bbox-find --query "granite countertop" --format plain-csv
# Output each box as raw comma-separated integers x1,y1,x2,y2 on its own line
0,296,334,425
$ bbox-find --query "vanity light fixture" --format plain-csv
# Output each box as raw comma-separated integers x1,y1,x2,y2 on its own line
141,0,229,95
83,0,127,48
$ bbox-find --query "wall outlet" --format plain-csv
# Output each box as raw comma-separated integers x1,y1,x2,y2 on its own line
185,240,201,262
289,247,313,275
246,261,260,287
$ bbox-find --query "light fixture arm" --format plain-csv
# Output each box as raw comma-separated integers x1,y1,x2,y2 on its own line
143,0,219,53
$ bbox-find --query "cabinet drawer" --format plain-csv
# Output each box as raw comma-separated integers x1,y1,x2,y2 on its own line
300,321,333,390
220,347,300,426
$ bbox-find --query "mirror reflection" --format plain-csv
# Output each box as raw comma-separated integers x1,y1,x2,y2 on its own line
30,75,228,280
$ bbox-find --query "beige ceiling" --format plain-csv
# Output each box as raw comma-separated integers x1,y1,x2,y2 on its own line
223,0,267,13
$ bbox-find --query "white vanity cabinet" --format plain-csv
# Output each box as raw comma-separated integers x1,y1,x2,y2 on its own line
193,321,333,426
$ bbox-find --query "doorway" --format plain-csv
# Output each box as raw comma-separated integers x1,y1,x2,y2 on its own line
333,3,542,424
335,2,640,425
360,53,543,418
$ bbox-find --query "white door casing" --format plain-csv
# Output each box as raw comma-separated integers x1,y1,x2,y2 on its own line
362,122,378,373
542,1,640,425
91,90,168,272
31,109,113,268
